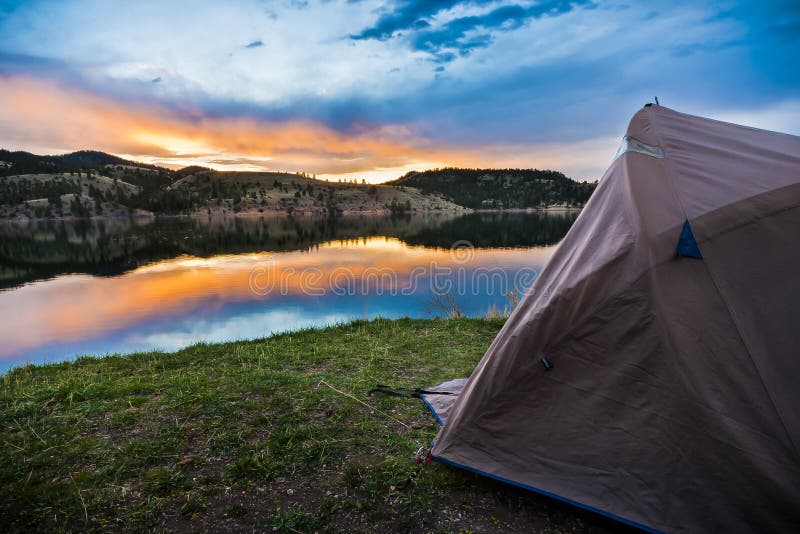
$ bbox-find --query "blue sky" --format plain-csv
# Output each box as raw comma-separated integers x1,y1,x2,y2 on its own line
0,0,797,181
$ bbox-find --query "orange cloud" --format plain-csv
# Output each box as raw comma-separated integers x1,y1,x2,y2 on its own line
0,75,611,182
0,75,470,180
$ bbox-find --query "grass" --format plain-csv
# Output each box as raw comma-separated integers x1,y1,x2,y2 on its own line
0,318,614,532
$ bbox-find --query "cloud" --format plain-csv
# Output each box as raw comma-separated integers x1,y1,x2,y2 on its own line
0,75,450,175
0,74,627,180
352,1,593,61
413,1,592,61
350,0,463,40
244,40,264,48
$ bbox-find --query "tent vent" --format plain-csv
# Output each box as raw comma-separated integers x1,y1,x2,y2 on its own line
676,219,703,259
614,136,664,161
540,357,553,371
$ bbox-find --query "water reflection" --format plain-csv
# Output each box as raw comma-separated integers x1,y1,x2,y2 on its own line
0,212,579,371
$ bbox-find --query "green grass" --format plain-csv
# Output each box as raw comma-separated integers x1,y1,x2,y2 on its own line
0,318,606,532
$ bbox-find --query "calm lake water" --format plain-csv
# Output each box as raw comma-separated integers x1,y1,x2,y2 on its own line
0,212,578,372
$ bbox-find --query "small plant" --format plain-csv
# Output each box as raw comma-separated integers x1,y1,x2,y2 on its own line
143,466,188,496
506,289,520,309
228,451,283,482
486,303,502,319
430,291,464,318
180,497,206,517
342,461,363,488
268,504,319,532
486,289,521,318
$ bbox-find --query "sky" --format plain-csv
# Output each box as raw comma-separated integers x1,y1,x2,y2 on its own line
0,0,798,183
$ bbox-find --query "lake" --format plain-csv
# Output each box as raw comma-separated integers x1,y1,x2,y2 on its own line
0,211,578,372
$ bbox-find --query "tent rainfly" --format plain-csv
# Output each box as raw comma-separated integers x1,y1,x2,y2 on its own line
421,105,800,533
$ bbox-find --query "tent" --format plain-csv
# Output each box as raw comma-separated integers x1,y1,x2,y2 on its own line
421,105,800,532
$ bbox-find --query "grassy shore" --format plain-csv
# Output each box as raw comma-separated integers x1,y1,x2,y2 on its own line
1,318,612,532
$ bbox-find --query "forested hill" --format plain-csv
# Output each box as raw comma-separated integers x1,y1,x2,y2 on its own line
0,150,463,218
389,168,596,209
0,149,163,177
0,150,596,219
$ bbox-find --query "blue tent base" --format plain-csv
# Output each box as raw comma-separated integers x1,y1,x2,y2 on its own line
418,393,444,426
431,454,661,533
420,391,660,533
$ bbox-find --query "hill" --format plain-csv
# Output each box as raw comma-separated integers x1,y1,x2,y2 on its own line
0,150,595,219
0,153,463,218
164,169,462,216
0,149,162,176
389,168,596,209
0,150,465,219
0,172,143,219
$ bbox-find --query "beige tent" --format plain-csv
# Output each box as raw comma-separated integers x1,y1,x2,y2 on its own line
422,105,800,532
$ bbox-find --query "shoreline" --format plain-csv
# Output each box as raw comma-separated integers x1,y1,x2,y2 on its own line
2,316,477,375
0,205,585,223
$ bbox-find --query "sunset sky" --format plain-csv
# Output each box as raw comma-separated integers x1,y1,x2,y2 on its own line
0,0,798,182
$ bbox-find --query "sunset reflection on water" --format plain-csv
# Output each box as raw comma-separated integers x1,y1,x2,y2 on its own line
0,214,573,371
